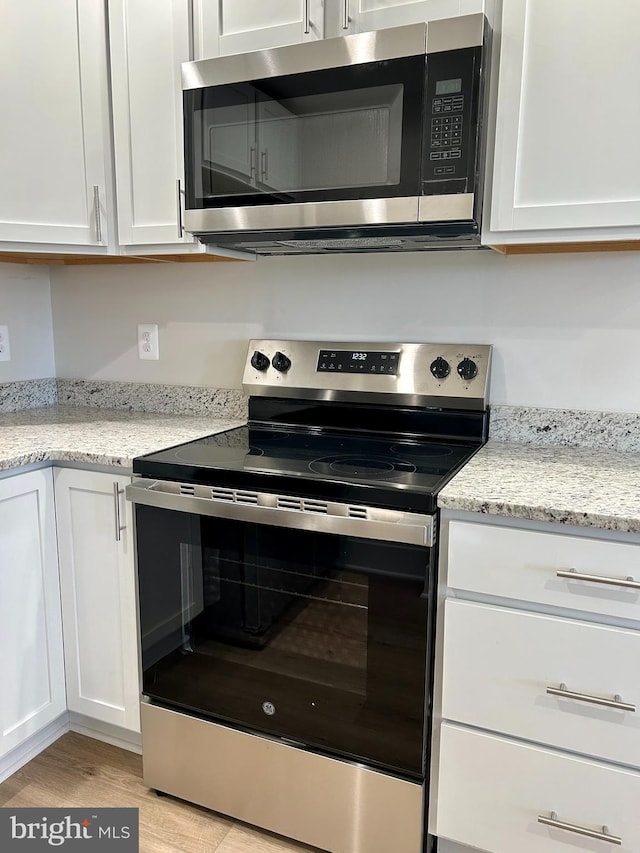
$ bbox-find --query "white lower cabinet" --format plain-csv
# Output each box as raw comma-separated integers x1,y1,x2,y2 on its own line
437,724,640,853
0,469,66,759
54,469,140,733
436,515,640,853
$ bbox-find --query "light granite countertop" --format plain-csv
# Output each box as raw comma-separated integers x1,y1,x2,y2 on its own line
438,439,640,534
0,406,243,471
4,407,639,534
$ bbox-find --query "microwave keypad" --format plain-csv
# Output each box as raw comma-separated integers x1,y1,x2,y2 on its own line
429,98,464,169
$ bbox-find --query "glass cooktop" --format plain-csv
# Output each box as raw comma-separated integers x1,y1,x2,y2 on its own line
135,425,479,499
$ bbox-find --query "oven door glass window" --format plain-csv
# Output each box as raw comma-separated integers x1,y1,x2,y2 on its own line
136,505,431,780
183,56,425,209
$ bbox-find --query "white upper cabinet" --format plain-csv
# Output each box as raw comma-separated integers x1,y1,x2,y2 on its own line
332,0,483,38
0,1,113,249
195,0,325,59
109,0,200,249
486,0,640,241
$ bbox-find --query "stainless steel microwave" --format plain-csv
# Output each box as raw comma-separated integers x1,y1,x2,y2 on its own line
182,14,490,255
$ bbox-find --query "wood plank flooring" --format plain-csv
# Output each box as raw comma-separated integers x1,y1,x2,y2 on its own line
0,733,322,853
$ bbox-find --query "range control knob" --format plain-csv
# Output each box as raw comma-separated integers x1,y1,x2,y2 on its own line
457,358,478,381
272,351,292,373
250,350,270,372
430,357,451,380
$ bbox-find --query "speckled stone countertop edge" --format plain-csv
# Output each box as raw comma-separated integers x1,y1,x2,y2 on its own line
437,439,640,535
0,407,244,473
0,450,136,472
437,496,640,535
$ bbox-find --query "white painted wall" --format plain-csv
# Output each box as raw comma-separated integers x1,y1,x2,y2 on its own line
0,263,55,381
49,250,640,412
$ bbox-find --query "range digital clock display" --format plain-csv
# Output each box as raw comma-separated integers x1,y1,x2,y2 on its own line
317,350,399,375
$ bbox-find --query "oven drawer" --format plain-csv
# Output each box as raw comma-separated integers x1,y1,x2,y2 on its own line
436,723,640,852
447,520,640,621
442,600,640,767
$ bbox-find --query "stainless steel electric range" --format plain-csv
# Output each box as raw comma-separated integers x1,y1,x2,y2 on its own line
127,340,491,853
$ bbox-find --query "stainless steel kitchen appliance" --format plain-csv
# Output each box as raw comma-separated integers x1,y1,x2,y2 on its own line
181,15,490,254
127,340,492,853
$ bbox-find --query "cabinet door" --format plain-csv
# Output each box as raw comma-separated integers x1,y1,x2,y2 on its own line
0,1,111,247
109,0,198,247
0,469,66,758
55,469,140,733
337,0,480,37
489,0,640,234
195,0,324,58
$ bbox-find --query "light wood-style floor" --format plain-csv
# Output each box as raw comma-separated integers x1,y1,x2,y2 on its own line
0,733,322,853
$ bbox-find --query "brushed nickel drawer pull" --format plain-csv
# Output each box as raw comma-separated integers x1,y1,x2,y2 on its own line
557,567,640,590
538,812,621,845
93,185,103,243
546,683,635,713
343,0,351,29
113,483,126,542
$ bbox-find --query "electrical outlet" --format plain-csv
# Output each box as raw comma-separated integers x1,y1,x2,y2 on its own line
137,323,159,360
0,325,10,361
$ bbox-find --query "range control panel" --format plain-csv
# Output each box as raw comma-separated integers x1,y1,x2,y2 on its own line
243,340,492,411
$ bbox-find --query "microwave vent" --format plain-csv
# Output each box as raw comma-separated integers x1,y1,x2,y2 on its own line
276,237,407,250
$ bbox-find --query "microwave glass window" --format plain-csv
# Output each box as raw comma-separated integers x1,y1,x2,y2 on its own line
195,84,404,199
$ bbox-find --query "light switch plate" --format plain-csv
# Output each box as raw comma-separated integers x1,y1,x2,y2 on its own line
138,323,159,360
0,325,10,361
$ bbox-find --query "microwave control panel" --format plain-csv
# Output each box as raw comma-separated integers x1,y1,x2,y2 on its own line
423,46,482,191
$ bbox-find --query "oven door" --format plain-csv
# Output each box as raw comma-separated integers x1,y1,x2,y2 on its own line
130,482,435,781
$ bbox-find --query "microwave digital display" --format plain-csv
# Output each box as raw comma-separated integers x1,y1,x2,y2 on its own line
435,78,462,95
317,350,399,375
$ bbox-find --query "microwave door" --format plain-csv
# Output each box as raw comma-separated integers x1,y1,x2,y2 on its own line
183,54,426,216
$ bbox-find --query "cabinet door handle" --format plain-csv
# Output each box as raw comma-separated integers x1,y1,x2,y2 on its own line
342,0,351,29
260,150,269,183
249,146,257,180
546,682,635,713
557,568,640,590
176,178,184,238
538,812,621,845
304,0,311,34
93,185,103,243
113,483,126,542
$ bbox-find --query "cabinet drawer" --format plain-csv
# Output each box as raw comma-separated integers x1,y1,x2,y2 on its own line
436,724,640,852
447,521,640,621
442,600,640,767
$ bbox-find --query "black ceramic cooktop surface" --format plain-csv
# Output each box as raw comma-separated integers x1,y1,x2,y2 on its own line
134,425,480,512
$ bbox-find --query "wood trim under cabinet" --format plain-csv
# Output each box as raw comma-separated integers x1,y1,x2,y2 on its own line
490,240,640,255
0,252,246,266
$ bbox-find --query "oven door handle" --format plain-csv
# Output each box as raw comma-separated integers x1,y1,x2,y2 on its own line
126,479,435,547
